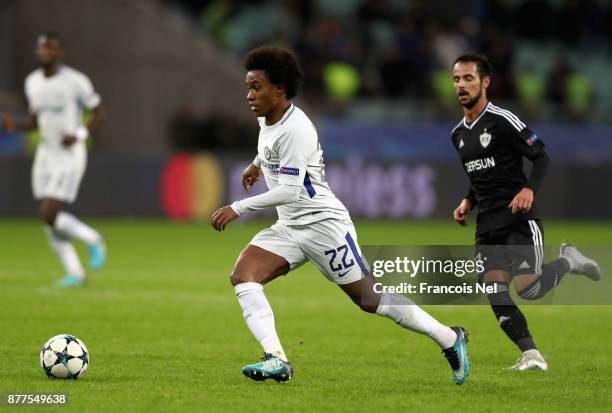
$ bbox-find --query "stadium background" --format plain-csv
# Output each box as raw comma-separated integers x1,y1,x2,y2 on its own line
1,0,611,220
1,1,611,412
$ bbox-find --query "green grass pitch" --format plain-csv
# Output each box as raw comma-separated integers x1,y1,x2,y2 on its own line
0,219,611,412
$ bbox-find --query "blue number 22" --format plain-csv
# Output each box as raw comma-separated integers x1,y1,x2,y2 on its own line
324,245,355,272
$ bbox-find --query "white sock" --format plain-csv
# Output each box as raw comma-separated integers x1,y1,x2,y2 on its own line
54,211,101,245
234,282,288,362
376,292,457,349
44,226,85,279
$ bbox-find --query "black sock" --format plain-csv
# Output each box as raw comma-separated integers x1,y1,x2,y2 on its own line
485,283,536,352
518,258,570,300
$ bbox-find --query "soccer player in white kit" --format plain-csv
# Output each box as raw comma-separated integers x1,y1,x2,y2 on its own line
1,33,106,287
211,47,471,384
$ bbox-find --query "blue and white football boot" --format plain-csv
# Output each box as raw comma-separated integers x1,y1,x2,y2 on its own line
242,353,293,382
442,326,471,385
88,237,107,271
55,274,85,288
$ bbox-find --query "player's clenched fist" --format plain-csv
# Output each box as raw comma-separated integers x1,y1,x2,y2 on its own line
62,134,77,147
453,198,471,226
211,205,239,231
508,187,533,214
242,163,261,192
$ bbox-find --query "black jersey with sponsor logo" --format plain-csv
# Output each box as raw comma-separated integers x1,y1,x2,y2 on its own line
451,102,546,235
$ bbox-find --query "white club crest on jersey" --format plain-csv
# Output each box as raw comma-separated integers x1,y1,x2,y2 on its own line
459,139,465,148
479,129,491,148
264,146,271,160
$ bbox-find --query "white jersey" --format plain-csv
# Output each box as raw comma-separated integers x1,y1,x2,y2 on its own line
254,104,350,225
25,65,100,202
25,65,100,152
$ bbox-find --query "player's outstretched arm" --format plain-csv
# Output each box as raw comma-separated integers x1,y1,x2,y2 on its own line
1,112,37,133
453,198,471,226
211,184,301,232
211,160,262,231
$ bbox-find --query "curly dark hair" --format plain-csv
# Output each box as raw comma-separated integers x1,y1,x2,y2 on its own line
453,53,492,81
244,47,303,99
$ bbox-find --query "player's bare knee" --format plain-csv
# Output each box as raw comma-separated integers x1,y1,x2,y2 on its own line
360,291,381,313
341,279,380,313
38,204,57,226
348,291,379,313
229,269,247,286
357,301,378,313
230,267,265,286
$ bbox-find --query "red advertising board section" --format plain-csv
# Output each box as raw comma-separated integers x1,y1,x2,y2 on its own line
160,153,224,220
0,153,609,219
156,152,609,221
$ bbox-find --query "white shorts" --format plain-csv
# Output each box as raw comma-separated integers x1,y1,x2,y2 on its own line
32,145,87,203
249,219,368,285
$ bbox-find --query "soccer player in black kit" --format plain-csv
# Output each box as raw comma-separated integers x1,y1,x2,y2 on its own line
450,53,601,371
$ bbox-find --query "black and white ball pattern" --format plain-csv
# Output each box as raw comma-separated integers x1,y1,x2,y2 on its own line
40,334,89,379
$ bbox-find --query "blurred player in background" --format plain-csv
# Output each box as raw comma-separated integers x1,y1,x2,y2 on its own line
1,33,106,287
450,53,601,371
211,47,470,385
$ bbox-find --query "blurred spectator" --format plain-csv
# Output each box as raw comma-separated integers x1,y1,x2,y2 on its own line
199,0,240,43
546,58,595,121
432,25,467,68
162,0,612,124
546,58,572,106
481,25,516,100
169,105,257,152
222,1,296,54
323,62,360,101
565,71,595,121
517,69,545,116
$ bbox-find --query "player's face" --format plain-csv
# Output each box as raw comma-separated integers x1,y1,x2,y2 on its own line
453,62,489,109
245,70,283,117
35,36,63,69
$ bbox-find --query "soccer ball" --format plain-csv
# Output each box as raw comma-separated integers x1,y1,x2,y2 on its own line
40,334,89,379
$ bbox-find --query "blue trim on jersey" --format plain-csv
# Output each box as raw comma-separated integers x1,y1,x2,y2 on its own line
280,105,296,125
303,173,316,198
345,232,368,275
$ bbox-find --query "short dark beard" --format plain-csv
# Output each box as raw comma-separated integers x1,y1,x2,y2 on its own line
461,90,482,109
39,60,60,77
